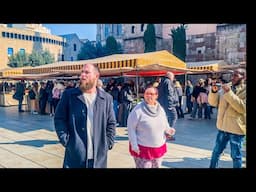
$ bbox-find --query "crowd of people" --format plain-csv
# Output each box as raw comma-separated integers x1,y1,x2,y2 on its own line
3,64,246,169
11,79,78,116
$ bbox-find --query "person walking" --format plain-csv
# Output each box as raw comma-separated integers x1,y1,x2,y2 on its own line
157,72,179,128
209,68,246,168
174,80,184,118
185,80,193,114
127,85,175,168
54,63,116,168
13,79,26,112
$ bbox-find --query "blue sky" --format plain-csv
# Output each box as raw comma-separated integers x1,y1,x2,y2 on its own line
43,24,97,41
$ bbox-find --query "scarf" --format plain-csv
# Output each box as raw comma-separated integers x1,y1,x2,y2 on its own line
141,101,161,117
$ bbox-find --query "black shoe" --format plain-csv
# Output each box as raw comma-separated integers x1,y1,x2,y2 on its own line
19,110,25,112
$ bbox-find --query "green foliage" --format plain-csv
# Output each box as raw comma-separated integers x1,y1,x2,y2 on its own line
170,24,187,61
8,52,29,67
95,42,107,57
8,50,55,67
77,41,98,60
143,24,156,53
105,36,122,55
77,38,123,60
41,49,55,64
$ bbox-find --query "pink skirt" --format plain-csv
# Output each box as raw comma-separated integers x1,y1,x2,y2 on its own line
129,142,167,160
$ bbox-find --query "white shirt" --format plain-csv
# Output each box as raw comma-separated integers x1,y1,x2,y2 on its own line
83,92,96,159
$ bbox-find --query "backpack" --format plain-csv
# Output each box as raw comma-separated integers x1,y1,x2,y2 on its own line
28,89,36,100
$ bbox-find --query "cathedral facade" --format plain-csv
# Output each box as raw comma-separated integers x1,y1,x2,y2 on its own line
96,24,173,53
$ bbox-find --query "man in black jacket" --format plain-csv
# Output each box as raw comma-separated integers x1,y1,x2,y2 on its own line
14,79,26,112
54,63,116,168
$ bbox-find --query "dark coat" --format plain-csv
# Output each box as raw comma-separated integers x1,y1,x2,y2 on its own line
54,87,116,168
15,82,25,99
157,77,179,111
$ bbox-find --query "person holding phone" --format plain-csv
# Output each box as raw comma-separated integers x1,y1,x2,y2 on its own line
208,68,246,168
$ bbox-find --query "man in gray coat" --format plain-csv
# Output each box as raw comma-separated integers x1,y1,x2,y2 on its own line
157,71,179,128
54,63,116,168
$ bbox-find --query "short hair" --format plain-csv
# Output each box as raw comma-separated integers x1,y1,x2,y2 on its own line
83,63,100,74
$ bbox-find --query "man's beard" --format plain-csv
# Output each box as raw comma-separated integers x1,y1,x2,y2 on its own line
80,79,96,92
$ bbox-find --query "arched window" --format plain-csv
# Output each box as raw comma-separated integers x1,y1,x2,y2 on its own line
141,24,144,32
131,26,135,34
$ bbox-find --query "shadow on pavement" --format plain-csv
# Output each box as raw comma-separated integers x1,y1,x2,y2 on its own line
0,139,59,148
162,156,233,168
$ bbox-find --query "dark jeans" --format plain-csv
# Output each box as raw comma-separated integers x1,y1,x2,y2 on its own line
18,97,23,112
191,101,199,118
87,159,94,168
53,98,60,113
113,100,119,121
166,107,178,127
175,96,184,118
210,130,245,168
39,98,47,114
202,103,211,119
186,95,193,113
120,102,132,127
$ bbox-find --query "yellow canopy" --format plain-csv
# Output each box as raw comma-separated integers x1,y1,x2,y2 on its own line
21,50,187,76
186,60,227,72
1,50,191,78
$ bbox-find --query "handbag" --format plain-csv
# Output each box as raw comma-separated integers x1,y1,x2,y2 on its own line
28,90,36,100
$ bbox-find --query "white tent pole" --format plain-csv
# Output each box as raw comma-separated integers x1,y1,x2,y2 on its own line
135,67,139,102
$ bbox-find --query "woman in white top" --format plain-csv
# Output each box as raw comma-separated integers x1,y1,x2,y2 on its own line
127,84,176,168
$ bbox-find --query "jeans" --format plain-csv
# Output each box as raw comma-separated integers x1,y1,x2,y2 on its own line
190,101,199,118
18,97,23,111
210,130,245,168
87,159,94,168
166,107,178,127
186,95,193,113
113,100,119,121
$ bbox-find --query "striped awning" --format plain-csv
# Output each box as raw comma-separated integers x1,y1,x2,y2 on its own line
0,67,31,77
1,50,190,78
186,60,227,72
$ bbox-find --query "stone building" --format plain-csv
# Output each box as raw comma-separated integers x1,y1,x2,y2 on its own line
216,24,246,65
186,32,217,62
0,24,66,69
61,33,84,61
96,24,173,53
96,24,123,45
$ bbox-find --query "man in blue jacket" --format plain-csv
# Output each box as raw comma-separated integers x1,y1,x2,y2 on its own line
54,63,116,168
